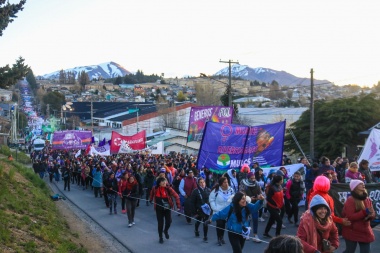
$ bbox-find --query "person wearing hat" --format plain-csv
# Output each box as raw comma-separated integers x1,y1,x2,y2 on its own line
341,180,375,253
179,169,198,224
239,171,263,242
297,194,339,253
225,168,239,193
308,176,351,227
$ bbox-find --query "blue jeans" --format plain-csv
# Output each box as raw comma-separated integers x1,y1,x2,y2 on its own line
343,239,371,253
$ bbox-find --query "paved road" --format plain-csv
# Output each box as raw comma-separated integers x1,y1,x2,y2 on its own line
48,179,380,253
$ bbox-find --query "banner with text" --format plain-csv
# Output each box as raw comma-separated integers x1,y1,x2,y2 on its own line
52,130,92,150
110,130,146,154
196,121,285,172
187,106,233,142
358,128,380,171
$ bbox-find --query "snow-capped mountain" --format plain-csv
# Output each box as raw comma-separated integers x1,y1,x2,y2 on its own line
42,61,131,80
215,65,331,86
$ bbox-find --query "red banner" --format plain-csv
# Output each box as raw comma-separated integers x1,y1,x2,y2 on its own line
110,131,146,154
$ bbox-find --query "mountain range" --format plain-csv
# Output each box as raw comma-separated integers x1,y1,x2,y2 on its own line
41,61,332,86
41,61,131,80
215,65,332,86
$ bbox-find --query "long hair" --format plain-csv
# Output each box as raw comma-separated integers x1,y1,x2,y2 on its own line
231,192,249,223
211,176,228,191
351,187,368,212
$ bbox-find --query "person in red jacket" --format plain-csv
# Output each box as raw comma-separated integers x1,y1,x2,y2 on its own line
263,170,285,238
308,175,351,227
297,194,339,253
150,177,181,244
341,180,375,253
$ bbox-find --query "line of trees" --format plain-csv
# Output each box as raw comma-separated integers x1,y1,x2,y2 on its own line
106,70,161,85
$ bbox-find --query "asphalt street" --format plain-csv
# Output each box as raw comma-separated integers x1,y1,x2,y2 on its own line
48,179,380,253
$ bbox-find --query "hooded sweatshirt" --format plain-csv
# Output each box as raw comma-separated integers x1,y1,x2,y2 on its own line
297,194,339,253
227,169,239,193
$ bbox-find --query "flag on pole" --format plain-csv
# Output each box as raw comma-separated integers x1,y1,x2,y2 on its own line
75,149,81,158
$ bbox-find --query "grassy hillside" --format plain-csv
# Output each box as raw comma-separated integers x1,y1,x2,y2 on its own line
0,159,87,253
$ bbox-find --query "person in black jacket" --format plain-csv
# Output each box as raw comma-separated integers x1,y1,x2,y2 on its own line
104,172,118,214
124,175,139,227
144,169,155,206
190,177,211,242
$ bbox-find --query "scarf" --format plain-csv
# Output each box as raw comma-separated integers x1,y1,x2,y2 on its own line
300,210,333,250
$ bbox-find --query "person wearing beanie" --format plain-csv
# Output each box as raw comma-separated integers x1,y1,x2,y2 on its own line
297,194,339,253
342,180,375,253
308,176,351,227
345,162,363,183
239,171,262,242
263,173,285,238
179,169,197,224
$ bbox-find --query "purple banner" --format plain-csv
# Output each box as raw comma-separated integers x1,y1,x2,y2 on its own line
196,121,285,173
187,106,233,142
52,130,92,150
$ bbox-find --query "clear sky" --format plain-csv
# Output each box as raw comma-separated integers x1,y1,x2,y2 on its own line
1,0,380,86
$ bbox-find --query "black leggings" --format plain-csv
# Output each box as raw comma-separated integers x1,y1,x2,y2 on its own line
195,213,209,237
288,199,300,223
264,205,283,236
216,219,227,239
156,206,172,239
228,231,246,253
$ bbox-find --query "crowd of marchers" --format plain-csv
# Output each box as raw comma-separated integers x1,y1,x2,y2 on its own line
29,147,376,253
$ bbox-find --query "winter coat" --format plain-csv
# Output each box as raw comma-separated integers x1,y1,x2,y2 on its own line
209,186,234,212
190,186,211,215
239,179,262,199
103,177,118,195
149,185,180,211
297,195,339,253
211,201,263,234
143,172,155,189
285,178,305,201
92,170,103,187
341,195,375,243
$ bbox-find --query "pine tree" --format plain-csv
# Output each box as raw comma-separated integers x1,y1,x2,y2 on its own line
78,70,90,89
0,0,26,37
0,56,29,88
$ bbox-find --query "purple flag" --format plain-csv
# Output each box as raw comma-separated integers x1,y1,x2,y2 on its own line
187,106,233,142
196,121,285,173
52,130,92,150
99,138,106,147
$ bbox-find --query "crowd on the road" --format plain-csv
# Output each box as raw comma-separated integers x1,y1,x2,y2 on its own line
29,147,377,253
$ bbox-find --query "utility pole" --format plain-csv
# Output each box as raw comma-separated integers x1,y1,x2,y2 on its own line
310,68,314,161
219,59,239,107
46,104,50,118
91,99,94,132
136,106,139,133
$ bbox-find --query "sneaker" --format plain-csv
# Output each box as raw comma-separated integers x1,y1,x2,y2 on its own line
122,210,127,214
271,224,276,229
252,235,261,243
217,239,222,246
282,224,286,229
287,217,293,224
164,231,169,239
195,231,200,237
159,238,164,244
258,217,265,222
128,223,132,227
203,237,208,243
263,213,269,218
263,233,272,238
132,221,136,225
221,238,226,244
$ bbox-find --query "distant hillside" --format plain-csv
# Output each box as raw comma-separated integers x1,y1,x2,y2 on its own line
215,65,332,86
41,61,131,80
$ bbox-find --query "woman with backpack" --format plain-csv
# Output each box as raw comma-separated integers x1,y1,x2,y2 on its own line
209,191,264,253
209,176,235,246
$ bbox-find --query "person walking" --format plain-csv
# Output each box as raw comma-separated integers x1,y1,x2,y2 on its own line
92,165,103,198
61,165,71,191
209,176,235,246
124,175,139,227
341,180,375,253
179,169,198,224
297,194,339,253
285,171,305,226
209,191,264,253
239,171,262,242
263,170,285,238
118,172,129,214
190,177,211,243
150,177,180,244
143,169,155,206
104,172,118,214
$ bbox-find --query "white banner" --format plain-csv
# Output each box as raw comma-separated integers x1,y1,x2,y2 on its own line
118,140,133,154
358,128,380,171
149,141,164,155
89,144,111,157
261,163,305,178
